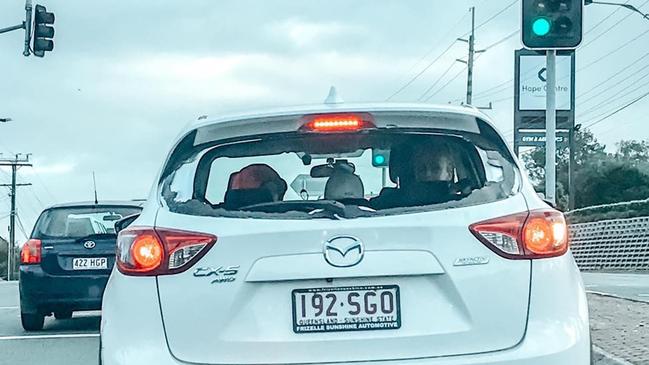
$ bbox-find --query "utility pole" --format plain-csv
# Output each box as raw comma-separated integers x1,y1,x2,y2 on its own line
0,154,32,281
457,7,485,106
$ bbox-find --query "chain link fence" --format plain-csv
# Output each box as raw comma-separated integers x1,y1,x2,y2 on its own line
570,216,649,271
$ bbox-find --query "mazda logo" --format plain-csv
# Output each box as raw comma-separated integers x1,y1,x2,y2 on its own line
83,241,96,249
324,236,364,267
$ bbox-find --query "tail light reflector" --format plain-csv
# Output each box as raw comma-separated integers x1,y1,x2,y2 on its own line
117,227,217,276
20,239,42,264
469,209,568,259
300,113,375,132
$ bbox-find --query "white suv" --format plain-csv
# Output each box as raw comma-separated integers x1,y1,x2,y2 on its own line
100,103,591,365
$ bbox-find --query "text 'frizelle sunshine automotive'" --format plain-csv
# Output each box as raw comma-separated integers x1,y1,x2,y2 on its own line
100,102,591,365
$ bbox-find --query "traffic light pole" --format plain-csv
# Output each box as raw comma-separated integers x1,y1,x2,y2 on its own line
23,0,33,57
545,50,557,205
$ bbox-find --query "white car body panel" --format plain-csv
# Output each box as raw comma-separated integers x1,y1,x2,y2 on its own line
101,103,590,365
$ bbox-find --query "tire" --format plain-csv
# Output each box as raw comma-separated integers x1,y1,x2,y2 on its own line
21,312,44,331
54,310,73,320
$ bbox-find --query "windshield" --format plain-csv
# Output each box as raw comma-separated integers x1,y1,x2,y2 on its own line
162,129,519,219
32,206,143,238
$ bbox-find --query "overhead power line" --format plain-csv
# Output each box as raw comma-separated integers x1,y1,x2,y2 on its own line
386,41,459,101
584,89,649,129
418,61,458,101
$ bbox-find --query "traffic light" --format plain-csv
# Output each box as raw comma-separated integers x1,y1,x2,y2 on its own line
371,149,390,167
521,0,583,49
32,4,55,57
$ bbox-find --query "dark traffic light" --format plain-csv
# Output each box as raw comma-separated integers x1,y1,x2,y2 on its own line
522,0,583,49
32,4,55,57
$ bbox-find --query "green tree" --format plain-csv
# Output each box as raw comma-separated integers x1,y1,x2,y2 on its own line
521,126,649,210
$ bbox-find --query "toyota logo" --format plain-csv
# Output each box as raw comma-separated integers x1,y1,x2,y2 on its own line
83,241,96,249
324,236,364,267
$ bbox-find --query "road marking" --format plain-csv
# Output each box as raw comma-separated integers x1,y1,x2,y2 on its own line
593,345,635,365
0,333,99,340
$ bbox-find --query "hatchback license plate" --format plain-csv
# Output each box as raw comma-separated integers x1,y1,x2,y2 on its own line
72,257,108,270
292,285,401,333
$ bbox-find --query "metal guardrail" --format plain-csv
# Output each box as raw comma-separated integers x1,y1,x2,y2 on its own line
570,216,649,271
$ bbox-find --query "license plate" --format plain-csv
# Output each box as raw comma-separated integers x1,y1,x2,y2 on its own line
72,257,108,270
292,285,401,333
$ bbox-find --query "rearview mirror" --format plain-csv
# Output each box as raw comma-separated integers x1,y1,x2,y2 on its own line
103,214,122,221
114,213,140,234
310,165,334,178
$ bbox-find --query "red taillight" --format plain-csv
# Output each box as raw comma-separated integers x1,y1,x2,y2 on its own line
469,209,568,259
300,113,375,132
21,239,42,264
116,227,217,276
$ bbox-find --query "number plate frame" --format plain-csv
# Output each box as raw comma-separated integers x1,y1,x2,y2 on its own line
72,257,108,270
291,285,401,334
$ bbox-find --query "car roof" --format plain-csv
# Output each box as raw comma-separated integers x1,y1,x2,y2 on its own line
179,102,498,148
45,200,145,210
188,102,490,131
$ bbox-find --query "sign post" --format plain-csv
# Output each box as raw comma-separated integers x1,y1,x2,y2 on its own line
545,50,557,205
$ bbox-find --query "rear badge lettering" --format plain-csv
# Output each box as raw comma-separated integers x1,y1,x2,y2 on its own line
454,256,490,267
193,266,240,284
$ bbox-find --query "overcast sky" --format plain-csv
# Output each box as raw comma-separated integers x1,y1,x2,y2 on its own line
1,0,648,242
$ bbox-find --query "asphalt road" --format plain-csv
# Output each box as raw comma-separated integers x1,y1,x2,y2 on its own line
0,281,99,365
582,272,649,303
0,273,647,365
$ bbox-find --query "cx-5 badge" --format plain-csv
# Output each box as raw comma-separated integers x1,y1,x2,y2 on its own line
324,236,364,267
194,266,240,284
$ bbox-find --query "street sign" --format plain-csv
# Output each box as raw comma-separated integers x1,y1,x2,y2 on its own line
514,48,575,145
515,130,570,148
519,54,572,111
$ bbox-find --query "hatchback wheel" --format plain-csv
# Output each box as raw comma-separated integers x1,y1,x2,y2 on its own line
21,312,44,331
54,310,73,320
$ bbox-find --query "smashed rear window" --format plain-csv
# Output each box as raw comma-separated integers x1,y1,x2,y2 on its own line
160,116,520,220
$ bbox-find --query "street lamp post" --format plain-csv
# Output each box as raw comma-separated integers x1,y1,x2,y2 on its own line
586,0,649,20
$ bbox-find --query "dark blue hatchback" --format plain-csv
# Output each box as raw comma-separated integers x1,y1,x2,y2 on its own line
19,201,142,331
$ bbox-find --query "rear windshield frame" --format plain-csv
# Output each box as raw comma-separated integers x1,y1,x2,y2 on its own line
160,120,521,220
31,205,144,239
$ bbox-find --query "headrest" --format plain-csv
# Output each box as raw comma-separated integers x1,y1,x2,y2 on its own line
324,171,364,200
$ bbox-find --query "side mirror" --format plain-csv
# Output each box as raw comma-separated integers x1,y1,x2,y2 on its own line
114,213,140,234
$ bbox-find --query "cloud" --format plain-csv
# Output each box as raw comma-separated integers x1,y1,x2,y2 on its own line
268,18,366,48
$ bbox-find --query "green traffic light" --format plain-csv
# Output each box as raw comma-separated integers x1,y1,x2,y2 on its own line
532,17,551,36
373,154,386,165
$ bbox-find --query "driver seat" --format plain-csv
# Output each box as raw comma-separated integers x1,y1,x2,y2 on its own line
324,170,367,206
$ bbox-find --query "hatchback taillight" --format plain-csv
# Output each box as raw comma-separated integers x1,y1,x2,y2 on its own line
469,209,568,259
116,227,217,276
21,239,42,264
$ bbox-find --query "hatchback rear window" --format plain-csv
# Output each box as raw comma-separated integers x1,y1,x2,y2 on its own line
162,119,520,219
33,206,143,238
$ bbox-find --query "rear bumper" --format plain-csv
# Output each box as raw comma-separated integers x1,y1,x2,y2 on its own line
19,265,109,313
101,254,590,365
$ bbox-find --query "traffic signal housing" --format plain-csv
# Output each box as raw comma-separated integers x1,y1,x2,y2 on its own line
32,4,55,57
522,0,583,49
372,149,390,168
